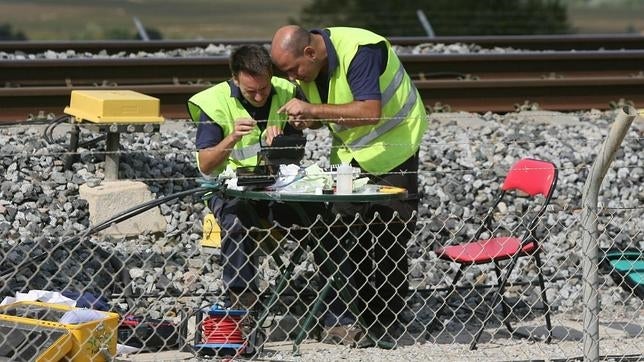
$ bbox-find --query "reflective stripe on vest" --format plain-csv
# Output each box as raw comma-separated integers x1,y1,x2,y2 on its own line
381,63,405,106
299,27,427,174
349,84,418,149
230,142,261,161
349,71,418,149
329,64,406,136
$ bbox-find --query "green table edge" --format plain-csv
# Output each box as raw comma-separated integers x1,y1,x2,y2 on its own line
223,185,406,202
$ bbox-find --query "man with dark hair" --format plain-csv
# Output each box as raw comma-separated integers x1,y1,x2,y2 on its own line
187,44,303,308
271,26,427,345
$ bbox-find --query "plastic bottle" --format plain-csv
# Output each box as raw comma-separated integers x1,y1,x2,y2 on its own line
335,163,353,194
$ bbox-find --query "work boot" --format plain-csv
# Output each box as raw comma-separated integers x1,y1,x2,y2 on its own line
242,312,265,357
321,324,365,347
362,321,402,349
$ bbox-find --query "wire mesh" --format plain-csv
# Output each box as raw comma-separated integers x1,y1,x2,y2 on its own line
0,112,642,361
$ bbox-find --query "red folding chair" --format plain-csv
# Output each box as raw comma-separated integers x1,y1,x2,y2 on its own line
429,158,558,350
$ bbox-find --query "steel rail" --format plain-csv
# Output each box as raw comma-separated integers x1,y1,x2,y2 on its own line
415,76,644,112
2,75,643,122
2,51,644,88
1,33,643,53
402,51,644,79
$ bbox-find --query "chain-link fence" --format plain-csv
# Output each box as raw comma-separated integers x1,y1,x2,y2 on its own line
0,109,642,361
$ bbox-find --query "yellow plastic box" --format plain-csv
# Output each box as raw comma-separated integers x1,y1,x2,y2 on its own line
64,90,164,124
0,301,118,362
0,317,72,361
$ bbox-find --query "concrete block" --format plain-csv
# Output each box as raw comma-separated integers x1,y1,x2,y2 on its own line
79,180,167,236
429,112,488,128
514,110,580,125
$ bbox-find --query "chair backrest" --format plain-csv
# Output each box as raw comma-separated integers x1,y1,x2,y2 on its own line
502,158,557,198
470,158,557,244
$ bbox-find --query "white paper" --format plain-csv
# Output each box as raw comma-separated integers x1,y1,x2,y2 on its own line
0,289,76,307
59,308,107,324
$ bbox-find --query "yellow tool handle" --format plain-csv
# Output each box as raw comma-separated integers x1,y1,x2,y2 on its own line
378,186,406,194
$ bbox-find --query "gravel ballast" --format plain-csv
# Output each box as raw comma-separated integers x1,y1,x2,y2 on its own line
0,109,642,361
0,42,530,60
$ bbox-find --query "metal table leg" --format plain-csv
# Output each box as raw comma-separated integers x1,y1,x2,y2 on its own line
64,124,80,170
248,201,396,353
105,131,120,181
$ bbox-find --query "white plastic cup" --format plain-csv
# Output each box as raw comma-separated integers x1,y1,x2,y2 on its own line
335,163,353,194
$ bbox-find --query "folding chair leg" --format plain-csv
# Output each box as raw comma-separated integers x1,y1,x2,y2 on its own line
493,262,514,334
534,252,553,343
426,264,465,334
470,257,519,350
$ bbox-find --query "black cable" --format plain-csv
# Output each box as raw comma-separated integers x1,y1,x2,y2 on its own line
78,134,107,148
76,186,211,241
42,115,70,144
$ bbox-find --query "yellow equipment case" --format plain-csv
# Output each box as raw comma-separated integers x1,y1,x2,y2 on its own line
63,90,164,124
0,301,118,362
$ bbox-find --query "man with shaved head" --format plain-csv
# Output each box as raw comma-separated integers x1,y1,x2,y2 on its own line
271,25,427,346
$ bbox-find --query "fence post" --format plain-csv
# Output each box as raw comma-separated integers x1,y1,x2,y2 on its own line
133,16,150,41
416,9,435,37
581,106,637,361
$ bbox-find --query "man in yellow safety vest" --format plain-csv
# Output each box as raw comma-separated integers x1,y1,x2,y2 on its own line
272,25,428,346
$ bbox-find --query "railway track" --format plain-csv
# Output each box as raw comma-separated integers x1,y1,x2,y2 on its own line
2,33,643,53
1,36,644,121
4,51,644,87
2,75,641,121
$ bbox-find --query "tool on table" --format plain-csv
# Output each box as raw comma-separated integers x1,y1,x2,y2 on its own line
236,134,307,189
378,185,406,194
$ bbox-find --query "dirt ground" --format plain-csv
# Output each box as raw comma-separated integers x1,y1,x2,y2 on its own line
121,308,644,361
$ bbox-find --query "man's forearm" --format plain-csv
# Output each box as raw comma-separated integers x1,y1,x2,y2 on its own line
310,100,381,127
197,135,237,174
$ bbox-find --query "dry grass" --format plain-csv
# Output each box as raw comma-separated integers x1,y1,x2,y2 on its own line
0,0,307,40
1,1,643,40
568,4,644,34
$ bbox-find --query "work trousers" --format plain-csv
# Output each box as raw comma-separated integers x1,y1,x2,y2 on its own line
210,197,295,293
317,152,418,330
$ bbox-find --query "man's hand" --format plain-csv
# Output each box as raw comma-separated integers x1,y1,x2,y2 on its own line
231,118,257,142
278,99,313,120
264,125,283,146
288,116,311,130
278,99,317,129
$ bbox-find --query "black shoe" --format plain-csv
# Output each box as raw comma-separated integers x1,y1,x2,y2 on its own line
321,324,365,347
397,308,416,325
363,323,400,349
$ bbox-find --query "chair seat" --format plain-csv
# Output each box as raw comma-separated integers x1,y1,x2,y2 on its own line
436,237,537,264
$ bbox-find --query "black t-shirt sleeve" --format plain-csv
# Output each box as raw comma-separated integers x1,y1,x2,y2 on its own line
195,112,224,149
347,42,387,101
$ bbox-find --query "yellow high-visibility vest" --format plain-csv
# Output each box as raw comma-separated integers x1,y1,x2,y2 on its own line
299,27,428,174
